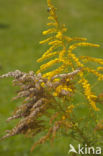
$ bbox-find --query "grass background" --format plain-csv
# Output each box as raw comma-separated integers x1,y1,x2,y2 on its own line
0,0,103,155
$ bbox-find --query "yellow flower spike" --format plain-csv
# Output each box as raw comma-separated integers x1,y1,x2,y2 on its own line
79,76,99,111
59,48,66,60
48,40,62,46
39,58,60,73
47,22,58,27
37,44,58,62
68,42,100,53
64,36,87,43
69,53,84,67
43,65,66,78
38,52,59,63
44,47,56,56
47,0,58,22
84,67,103,80
40,37,54,44
42,28,57,35
89,100,100,111
39,51,60,63
80,56,103,66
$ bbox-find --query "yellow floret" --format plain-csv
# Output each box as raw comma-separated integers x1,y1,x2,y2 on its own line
42,28,57,35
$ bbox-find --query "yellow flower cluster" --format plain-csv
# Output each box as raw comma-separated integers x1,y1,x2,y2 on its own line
37,58,60,73
53,84,73,97
80,56,103,66
37,0,100,78
64,36,87,43
68,53,84,67
43,64,66,78
36,0,101,111
84,67,103,80
79,75,99,111
68,42,99,53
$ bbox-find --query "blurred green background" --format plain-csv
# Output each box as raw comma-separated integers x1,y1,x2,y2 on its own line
0,0,103,155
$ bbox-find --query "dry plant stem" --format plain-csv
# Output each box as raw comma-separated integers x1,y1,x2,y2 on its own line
51,68,81,80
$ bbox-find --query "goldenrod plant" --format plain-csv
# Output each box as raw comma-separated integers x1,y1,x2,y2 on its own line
0,0,103,155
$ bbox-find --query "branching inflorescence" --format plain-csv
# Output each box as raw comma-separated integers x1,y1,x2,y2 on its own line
37,0,103,111
0,69,80,151
1,0,103,152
